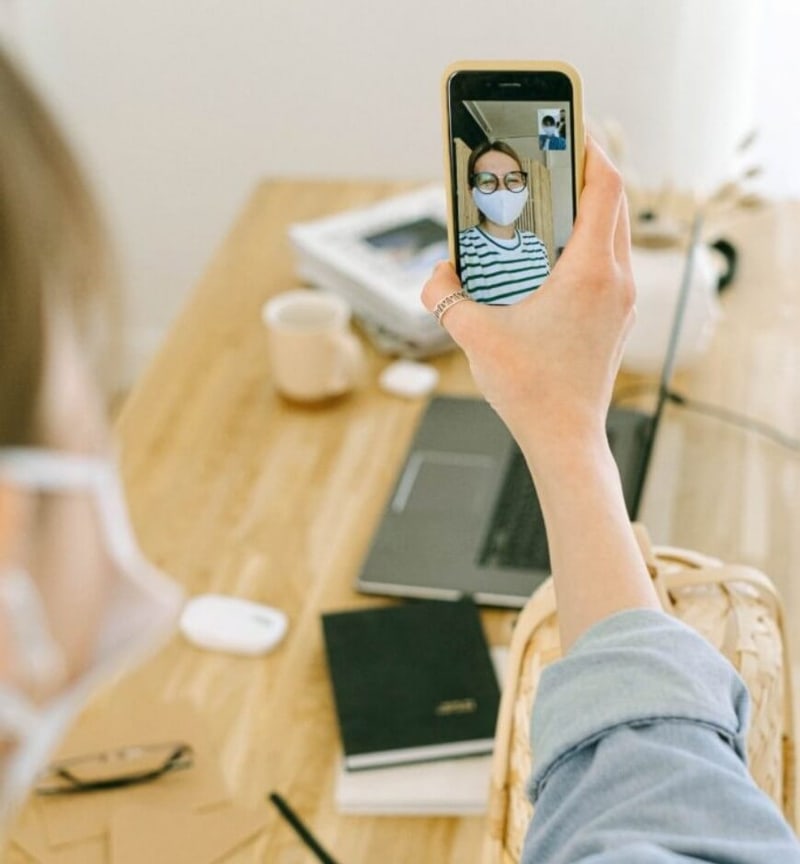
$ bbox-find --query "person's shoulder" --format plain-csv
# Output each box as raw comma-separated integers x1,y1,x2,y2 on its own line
459,225,482,241
520,229,545,245
459,225,485,249
520,231,550,262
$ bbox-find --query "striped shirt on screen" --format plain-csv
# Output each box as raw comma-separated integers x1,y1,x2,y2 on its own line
458,226,550,305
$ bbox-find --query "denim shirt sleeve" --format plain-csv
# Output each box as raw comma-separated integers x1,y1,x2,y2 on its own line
520,608,800,864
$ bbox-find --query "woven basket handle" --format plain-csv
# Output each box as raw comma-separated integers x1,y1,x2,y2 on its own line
633,523,782,616
634,524,795,828
659,559,782,620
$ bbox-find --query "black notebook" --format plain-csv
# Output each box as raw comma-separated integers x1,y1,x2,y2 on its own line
321,599,501,771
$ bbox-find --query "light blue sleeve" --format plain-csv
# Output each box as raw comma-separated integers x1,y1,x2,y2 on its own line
520,609,800,864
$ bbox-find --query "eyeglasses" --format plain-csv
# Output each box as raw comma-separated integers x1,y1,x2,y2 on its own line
470,170,528,194
34,741,194,795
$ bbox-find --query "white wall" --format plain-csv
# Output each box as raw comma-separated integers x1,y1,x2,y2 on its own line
2,0,766,382
753,0,800,200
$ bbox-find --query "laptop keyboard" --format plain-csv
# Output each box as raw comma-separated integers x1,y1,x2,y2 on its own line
479,413,653,571
478,446,550,571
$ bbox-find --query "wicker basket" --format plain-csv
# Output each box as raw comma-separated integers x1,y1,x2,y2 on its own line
484,533,796,864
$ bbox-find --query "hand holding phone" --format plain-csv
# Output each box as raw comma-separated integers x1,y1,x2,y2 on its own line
442,61,585,306
424,134,633,455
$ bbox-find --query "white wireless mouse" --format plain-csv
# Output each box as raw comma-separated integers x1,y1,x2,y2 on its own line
379,360,439,399
179,594,289,656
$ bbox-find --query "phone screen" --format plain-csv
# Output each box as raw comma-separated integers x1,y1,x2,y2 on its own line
445,68,581,305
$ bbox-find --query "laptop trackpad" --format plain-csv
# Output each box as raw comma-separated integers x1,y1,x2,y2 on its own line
392,451,496,514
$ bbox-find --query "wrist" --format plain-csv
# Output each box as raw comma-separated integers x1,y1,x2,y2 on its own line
515,420,613,489
517,429,660,651
517,423,628,541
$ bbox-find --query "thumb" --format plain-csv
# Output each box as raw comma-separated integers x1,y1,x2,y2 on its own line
420,261,479,341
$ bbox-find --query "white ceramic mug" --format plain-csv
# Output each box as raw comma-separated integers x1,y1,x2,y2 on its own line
262,290,364,402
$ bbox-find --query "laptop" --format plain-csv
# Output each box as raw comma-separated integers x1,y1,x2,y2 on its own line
357,219,701,608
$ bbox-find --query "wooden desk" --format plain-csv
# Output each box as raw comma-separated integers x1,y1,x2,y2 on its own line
113,179,498,863
10,182,800,863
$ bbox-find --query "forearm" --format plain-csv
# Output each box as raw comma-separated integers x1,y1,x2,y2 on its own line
523,611,800,864
522,428,660,652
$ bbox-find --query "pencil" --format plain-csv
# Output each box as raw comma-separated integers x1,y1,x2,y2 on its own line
268,791,341,864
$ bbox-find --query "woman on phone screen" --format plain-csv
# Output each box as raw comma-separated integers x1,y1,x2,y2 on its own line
458,140,550,305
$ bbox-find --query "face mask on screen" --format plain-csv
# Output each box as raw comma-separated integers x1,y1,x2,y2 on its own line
472,187,529,227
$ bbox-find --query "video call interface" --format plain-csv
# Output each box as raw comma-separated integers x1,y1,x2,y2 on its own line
451,97,576,306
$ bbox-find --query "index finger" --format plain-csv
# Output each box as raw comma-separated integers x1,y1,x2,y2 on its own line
613,185,632,269
570,137,626,254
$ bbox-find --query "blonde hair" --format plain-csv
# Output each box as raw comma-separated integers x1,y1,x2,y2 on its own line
0,46,114,446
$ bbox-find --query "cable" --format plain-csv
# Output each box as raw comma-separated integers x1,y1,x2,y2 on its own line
613,384,800,452
665,390,800,453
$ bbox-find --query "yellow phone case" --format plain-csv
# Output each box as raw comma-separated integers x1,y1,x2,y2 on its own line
441,60,585,271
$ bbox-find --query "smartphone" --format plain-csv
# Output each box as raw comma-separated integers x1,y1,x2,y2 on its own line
442,61,585,305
